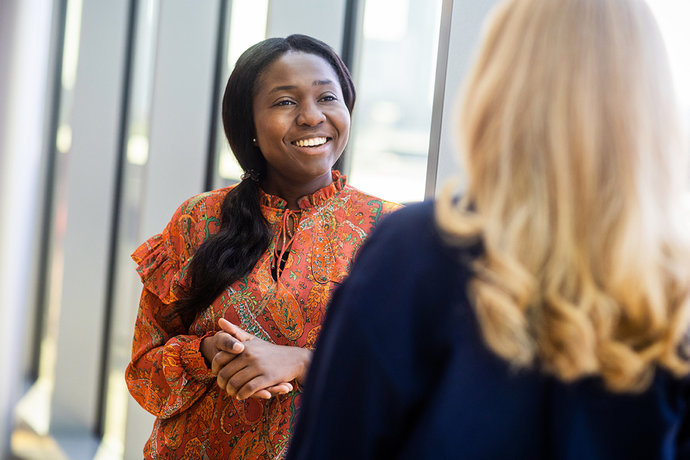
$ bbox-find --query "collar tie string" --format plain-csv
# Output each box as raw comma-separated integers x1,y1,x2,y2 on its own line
273,209,300,282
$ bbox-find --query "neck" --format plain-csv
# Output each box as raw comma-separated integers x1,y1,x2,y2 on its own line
261,171,334,210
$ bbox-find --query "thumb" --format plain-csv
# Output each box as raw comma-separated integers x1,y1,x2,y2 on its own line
218,318,254,342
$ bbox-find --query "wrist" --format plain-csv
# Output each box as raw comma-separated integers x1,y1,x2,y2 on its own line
200,335,215,369
295,348,313,387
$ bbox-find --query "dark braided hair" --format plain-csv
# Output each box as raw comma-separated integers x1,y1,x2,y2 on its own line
172,35,356,328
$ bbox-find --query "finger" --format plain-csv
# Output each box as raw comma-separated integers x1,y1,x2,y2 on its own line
251,389,273,400
216,372,230,395
211,350,239,375
216,351,249,384
219,373,239,398
227,368,259,399
213,330,244,354
265,382,293,395
216,366,232,394
216,361,248,396
234,373,292,400
236,375,275,401
218,318,254,342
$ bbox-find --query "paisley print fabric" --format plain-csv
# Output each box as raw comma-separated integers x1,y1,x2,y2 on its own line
125,172,400,459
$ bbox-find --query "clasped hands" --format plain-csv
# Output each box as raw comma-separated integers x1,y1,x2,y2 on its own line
200,318,311,400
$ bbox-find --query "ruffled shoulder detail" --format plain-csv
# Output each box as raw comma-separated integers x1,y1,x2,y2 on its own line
132,232,192,305
131,186,232,304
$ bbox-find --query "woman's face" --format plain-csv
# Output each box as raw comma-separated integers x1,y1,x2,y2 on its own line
252,51,350,193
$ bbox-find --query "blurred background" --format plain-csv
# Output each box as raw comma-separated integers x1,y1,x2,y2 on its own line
0,0,688,458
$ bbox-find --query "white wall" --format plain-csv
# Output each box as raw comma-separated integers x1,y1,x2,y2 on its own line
266,0,348,51
0,0,55,457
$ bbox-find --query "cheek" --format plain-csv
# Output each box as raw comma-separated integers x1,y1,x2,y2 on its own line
337,112,351,143
256,118,286,145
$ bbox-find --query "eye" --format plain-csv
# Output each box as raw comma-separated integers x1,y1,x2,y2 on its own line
273,99,295,107
319,94,338,103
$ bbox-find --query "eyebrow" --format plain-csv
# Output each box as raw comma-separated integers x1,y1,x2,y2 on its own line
313,79,334,87
269,85,297,94
268,80,335,94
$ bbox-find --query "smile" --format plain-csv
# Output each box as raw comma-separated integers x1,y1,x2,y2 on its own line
292,137,329,148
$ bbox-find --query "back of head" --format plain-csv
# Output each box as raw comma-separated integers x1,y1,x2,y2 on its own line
437,0,690,391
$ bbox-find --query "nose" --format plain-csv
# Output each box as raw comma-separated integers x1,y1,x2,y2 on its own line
296,100,326,126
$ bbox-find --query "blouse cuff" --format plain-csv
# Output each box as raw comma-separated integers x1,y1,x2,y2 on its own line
181,334,215,382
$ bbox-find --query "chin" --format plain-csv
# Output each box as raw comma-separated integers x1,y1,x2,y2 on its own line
298,168,335,185
303,162,336,177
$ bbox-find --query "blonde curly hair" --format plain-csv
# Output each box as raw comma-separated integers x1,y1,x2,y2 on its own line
437,0,690,392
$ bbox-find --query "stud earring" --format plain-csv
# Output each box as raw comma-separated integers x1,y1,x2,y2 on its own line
252,138,257,145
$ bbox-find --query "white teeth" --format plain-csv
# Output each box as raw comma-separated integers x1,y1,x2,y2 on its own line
294,137,327,147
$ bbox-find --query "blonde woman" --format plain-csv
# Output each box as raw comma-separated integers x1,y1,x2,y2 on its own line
286,0,690,458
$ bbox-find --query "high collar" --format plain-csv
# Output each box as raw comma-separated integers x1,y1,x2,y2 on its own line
259,170,346,211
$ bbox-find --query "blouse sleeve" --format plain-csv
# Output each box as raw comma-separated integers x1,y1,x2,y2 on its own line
125,200,216,419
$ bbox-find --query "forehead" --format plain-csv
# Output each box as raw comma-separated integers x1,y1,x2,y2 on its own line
256,51,342,93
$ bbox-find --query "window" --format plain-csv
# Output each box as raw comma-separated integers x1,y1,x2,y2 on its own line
647,0,690,132
347,0,443,203
213,0,269,188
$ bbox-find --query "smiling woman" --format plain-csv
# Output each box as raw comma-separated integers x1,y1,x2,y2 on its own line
124,34,399,459
253,52,352,206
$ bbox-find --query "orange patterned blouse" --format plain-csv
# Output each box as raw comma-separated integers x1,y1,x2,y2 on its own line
126,172,400,459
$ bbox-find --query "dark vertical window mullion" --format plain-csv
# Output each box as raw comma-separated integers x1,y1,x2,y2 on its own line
30,0,69,382
204,0,230,192
334,0,360,174
95,0,138,437
340,0,359,71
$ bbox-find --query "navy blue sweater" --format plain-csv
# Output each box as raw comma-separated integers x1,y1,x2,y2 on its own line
287,201,690,460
